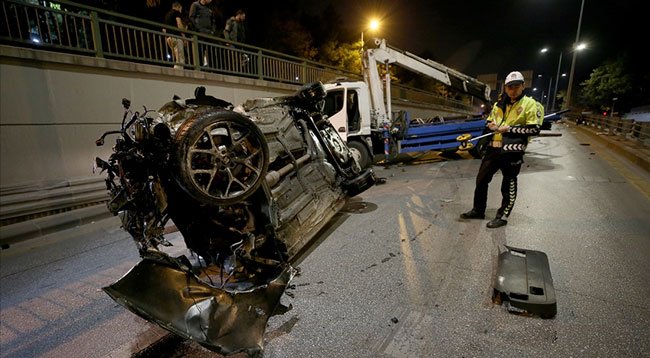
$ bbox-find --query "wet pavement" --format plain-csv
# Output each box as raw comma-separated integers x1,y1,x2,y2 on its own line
1,122,649,357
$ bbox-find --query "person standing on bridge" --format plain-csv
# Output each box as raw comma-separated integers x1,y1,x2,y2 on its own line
189,0,215,66
223,9,249,66
163,2,186,69
460,71,544,228
223,9,246,44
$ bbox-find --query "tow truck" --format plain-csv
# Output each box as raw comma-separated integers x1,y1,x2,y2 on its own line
323,38,492,167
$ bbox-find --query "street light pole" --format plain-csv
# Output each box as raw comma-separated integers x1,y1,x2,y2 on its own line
565,0,585,108
551,51,562,111
360,31,364,75
546,77,553,111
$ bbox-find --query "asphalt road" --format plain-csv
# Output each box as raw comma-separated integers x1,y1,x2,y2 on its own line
1,122,649,358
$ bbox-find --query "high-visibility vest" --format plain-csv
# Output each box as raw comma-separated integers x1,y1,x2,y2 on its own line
488,95,543,142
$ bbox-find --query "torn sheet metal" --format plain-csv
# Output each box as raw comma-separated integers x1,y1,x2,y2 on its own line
493,246,557,318
103,253,294,356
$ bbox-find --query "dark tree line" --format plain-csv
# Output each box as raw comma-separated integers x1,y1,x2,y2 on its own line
577,53,648,114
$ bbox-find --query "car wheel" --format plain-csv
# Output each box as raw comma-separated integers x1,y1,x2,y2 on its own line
173,110,269,206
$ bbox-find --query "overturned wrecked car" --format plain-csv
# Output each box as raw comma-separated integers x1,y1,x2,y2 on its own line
95,82,376,356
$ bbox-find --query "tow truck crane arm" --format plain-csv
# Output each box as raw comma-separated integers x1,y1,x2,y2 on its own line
363,38,491,124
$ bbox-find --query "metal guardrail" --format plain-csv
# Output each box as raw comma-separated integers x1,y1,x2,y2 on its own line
0,176,108,226
565,112,650,147
0,0,476,113
393,84,475,112
1,0,94,52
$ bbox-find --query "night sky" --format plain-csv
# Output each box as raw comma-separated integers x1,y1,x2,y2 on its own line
313,0,644,90
107,0,644,95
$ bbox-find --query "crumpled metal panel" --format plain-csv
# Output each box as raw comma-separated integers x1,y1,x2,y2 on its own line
493,246,557,318
103,253,294,356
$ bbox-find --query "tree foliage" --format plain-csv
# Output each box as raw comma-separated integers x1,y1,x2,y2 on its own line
318,40,363,75
578,56,633,112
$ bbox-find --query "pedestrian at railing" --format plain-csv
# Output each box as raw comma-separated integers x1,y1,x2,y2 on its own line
163,2,186,69
189,0,216,66
223,9,246,44
223,9,249,67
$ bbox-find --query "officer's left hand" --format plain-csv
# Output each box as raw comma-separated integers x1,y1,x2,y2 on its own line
496,125,510,133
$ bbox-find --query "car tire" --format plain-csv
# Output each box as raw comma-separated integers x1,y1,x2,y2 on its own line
173,109,269,206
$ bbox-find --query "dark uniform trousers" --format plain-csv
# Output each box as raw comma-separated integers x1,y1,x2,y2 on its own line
472,146,524,218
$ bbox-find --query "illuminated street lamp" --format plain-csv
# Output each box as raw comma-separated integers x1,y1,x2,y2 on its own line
565,0,586,108
361,19,380,51
361,19,380,74
369,19,380,32
565,42,587,108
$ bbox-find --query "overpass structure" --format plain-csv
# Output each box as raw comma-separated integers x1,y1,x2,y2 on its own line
0,0,483,244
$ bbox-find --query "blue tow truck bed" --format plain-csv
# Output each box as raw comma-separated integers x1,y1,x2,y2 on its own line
391,112,486,153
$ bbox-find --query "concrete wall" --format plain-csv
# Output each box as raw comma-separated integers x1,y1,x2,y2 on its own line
0,45,470,190
0,45,298,189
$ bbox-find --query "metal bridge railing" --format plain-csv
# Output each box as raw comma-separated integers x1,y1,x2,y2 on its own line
1,0,477,112
1,0,95,53
565,112,650,147
393,84,474,112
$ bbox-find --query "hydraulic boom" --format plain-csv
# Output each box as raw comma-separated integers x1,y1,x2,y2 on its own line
362,38,491,124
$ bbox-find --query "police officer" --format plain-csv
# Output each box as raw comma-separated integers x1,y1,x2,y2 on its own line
460,71,544,228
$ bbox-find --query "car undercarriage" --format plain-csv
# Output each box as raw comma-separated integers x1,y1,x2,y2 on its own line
95,82,376,356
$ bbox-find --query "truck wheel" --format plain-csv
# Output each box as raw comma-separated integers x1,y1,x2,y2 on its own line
173,110,269,206
439,148,459,158
348,140,371,169
468,146,481,159
469,144,486,159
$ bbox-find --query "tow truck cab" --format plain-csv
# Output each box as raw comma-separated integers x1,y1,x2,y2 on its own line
321,39,491,168
323,82,377,168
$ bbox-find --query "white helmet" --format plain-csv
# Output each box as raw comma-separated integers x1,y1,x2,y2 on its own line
505,71,525,86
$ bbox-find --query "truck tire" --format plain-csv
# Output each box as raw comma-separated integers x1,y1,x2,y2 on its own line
439,148,459,158
347,140,372,169
468,145,484,159
469,137,489,159
173,110,269,206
